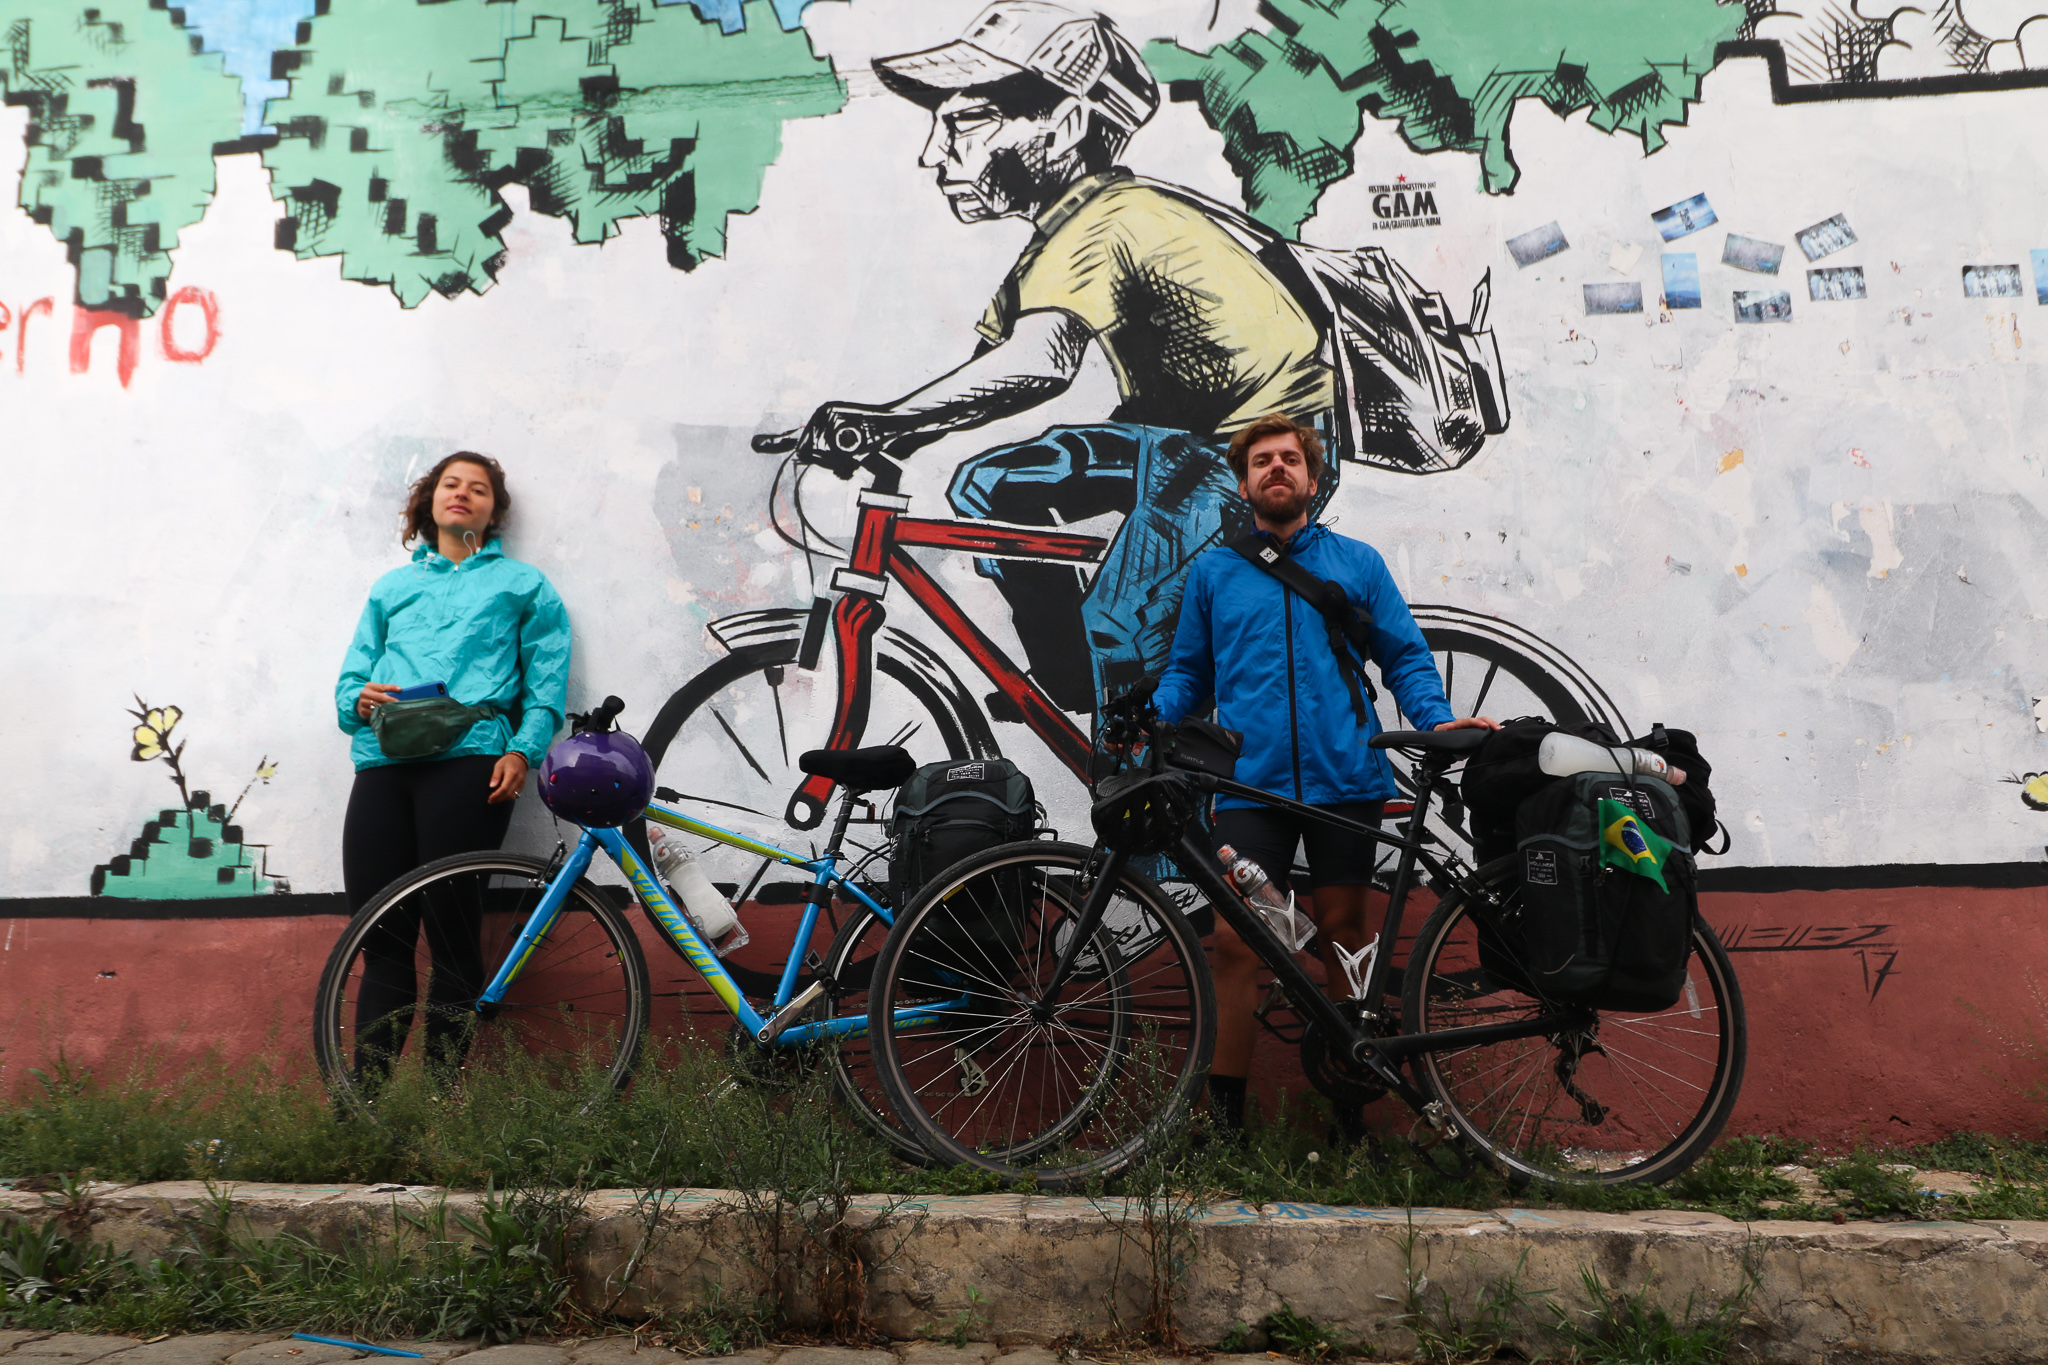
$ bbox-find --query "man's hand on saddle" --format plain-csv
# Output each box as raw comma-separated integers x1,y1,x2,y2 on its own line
1430,714,1686,783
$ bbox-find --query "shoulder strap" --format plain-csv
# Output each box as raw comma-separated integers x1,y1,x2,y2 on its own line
1228,535,1379,722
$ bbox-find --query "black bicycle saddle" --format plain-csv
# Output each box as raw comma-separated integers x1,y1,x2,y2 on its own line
798,745,917,791
1369,728,1489,754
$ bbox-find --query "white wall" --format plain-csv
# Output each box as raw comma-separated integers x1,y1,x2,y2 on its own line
4,0,2046,903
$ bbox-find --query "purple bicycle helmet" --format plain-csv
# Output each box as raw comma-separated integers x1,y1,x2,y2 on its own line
539,697,654,828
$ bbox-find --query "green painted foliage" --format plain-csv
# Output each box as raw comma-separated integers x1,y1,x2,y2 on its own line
1148,0,1751,235
261,0,846,307
1,1,244,315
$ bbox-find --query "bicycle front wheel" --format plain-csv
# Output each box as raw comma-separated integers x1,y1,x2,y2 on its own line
1401,858,1746,1186
313,852,651,1111
870,841,1215,1189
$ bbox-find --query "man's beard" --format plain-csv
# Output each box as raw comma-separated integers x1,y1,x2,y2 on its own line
1250,478,1313,523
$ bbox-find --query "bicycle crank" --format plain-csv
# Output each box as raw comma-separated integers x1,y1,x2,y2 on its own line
1299,1002,1389,1108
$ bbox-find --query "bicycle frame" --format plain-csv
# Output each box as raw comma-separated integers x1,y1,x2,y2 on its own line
477,798,965,1048
1058,751,1593,1116
783,477,1108,828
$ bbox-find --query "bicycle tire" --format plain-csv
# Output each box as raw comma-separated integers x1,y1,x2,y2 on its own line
870,841,1215,1189
313,851,651,1112
1401,857,1746,1187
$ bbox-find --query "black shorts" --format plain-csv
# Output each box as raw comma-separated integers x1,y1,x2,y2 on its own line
1210,801,1386,892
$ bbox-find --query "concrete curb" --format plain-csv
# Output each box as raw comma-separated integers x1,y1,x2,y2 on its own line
7,1183,2046,1363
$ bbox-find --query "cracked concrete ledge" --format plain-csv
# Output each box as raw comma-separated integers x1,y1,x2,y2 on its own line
7,1184,2047,1364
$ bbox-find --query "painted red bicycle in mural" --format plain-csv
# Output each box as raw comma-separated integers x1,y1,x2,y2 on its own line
637,423,1630,904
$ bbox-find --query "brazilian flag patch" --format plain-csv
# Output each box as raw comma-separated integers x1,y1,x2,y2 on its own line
1598,798,1674,892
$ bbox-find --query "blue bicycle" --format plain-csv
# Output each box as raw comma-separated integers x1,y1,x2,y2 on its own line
312,697,945,1158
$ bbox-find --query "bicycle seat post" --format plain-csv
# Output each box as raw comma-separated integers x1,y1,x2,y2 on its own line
822,786,861,862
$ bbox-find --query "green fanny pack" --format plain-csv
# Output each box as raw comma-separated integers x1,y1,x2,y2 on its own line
371,697,502,761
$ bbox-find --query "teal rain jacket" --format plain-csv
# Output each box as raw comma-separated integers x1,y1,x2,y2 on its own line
335,539,572,772
1152,523,1454,810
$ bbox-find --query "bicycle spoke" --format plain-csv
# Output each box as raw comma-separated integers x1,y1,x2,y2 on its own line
769,676,789,769
711,706,773,783
1471,659,1501,716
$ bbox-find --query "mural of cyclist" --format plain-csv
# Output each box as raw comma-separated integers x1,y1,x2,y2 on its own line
768,0,1503,718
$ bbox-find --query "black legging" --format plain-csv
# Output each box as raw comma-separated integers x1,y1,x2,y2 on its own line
342,754,514,1079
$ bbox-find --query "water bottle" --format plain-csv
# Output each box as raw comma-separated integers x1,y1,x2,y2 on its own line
647,827,749,953
1216,846,1317,953
1537,731,1671,782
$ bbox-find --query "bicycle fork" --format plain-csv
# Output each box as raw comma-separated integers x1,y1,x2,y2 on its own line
476,833,601,1017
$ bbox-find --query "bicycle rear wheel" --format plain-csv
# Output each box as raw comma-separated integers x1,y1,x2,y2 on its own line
1401,858,1745,1186
313,852,650,1111
870,841,1215,1189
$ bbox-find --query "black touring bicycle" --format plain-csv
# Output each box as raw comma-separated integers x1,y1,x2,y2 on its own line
860,689,1747,1189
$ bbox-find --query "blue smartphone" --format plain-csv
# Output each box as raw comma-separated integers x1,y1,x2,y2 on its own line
391,681,449,702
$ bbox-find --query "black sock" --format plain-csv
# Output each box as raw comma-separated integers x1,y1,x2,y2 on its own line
1208,1074,1248,1134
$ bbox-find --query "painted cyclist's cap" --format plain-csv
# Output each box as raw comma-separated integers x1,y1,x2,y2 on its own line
873,1,1158,138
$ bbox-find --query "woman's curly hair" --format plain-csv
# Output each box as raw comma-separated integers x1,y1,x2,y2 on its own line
402,452,511,546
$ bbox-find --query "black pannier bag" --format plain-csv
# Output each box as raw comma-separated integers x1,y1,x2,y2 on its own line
1482,770,1697,1012
1463,717,1727,858
1460,715,1623,865
888,758,1039,995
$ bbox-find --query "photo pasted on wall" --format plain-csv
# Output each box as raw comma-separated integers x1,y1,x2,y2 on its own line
1808,266,1868,301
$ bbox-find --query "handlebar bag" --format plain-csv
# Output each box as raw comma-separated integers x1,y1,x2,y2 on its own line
1156,718,1242,779
888,758,1040,996
1480,771,1697,1013
371,698,501,762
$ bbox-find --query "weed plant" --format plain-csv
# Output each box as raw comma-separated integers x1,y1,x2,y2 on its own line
1083,1034,1233,1350
688,1041,920,1341
655,1284,777,1354
916,1284,988,1348
1816,1152,1928,1218
1546,1258,1757,1364
1,1183,578,1339
1664,1136,1809,1220
1382,1203,1546,1364
7,1037,2047,1229
1263,1299,1356,1361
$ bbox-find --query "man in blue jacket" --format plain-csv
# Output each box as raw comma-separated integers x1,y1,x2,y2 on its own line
1151,413,1496,1138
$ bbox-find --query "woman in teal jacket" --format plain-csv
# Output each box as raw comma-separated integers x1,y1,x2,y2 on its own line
335,451,571,1080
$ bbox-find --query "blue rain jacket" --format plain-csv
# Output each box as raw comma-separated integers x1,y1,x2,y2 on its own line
336,539,572,771
1152,523,1454,810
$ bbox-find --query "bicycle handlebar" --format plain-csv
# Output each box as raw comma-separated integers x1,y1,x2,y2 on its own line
751,413,906,480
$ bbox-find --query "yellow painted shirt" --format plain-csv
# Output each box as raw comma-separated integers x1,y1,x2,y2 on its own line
977,171,1335,435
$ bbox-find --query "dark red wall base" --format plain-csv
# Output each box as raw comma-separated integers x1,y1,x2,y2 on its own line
4,880,2045,1146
